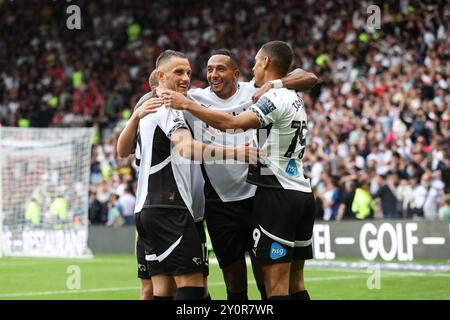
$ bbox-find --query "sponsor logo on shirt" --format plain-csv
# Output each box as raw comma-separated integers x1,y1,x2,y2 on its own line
270,242,287,260
285,159,300,177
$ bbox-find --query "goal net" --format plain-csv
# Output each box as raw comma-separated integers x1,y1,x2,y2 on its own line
0,127,94,258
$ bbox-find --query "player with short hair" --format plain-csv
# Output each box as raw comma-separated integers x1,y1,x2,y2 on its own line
120,48,317,300
118,69,176,300
130,51,209,300
182,48,317,300
160,41,317,300
137,70,177,300
123,50,254,300
120,69,210,300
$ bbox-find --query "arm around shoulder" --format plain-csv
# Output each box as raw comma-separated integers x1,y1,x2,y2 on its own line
281,68,319,92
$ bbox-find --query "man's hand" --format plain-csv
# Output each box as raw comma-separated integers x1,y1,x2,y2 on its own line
252,69,319,103
135,97,163,119
118,96,162,158
252,82,274,104
158,88,190,110
234,142,266,165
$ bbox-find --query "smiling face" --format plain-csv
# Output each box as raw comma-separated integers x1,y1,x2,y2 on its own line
207,54,239,99
158,57,191,96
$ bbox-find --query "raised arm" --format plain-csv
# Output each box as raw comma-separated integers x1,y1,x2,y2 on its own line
282,68,319,91
116,97,162,157
252,68,318,103
116,112,139,158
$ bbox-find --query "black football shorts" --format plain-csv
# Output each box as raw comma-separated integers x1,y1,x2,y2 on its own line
204,198,254,269
136,237,152,280
135,208,205,276
251,187,315,264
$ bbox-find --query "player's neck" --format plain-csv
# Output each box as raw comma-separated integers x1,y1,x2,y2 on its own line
215,85,238,100
264,71,284,83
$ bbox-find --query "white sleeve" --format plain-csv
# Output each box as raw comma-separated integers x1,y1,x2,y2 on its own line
248,91,281,127
157,107,189,138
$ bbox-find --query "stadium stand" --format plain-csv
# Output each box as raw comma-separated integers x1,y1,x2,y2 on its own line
0,0,448,223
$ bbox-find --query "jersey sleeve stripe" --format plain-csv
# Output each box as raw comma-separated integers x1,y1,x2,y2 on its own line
249,106,267,127
166,122,188,138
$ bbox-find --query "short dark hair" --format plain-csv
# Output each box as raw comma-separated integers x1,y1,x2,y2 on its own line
156,50,188,69
260,41,293,76
210,49,239,69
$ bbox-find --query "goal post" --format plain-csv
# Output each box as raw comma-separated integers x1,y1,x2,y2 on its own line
0,127,94,258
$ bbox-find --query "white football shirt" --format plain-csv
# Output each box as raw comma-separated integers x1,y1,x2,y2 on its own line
187,81,257,202
248,88,312,192
134,92,155,167
134,106,205,221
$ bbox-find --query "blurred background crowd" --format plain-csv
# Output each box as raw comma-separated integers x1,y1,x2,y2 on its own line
0,0,448,225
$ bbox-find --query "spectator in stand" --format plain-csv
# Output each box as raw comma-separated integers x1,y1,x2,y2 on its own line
106,193,124,227
88,191,105,224
373,172,402,219
0,0,448,222
438,194,450,220
119,187,136,225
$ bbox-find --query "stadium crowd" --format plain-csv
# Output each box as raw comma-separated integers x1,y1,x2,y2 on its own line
0,0,449,223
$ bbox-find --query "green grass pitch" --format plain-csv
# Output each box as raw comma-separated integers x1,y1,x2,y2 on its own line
0,254,449,300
